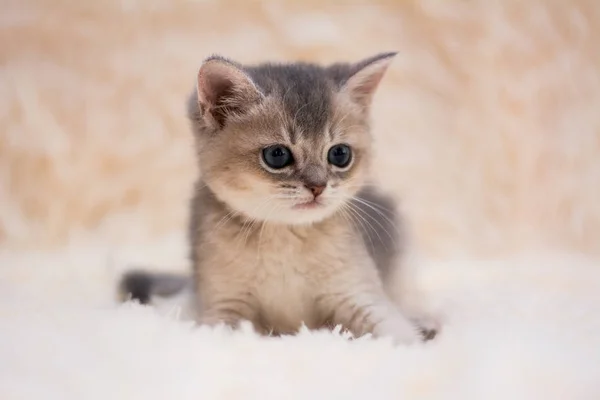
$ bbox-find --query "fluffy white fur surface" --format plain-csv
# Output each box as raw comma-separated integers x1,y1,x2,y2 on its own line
1,245,600,399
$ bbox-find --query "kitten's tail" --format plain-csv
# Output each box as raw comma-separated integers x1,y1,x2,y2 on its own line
118,269,191,305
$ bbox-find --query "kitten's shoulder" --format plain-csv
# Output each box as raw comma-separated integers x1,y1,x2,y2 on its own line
352,185,405,279
188,180,224,263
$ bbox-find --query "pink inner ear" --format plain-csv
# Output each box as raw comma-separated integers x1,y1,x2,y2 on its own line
198,68,234,107
197,62,235,107
197,61,260,107
343,55,396,108
352,68,388,97
196,59,261,126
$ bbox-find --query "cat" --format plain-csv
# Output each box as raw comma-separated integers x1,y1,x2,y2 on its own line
119,52,436,344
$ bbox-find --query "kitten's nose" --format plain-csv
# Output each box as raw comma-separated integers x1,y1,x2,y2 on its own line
305,184,326,198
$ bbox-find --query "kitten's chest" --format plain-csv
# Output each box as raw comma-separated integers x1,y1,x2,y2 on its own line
250,227,340,332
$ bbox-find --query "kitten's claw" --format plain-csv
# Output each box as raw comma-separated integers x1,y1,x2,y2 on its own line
419,326,437,341
413,316,440,342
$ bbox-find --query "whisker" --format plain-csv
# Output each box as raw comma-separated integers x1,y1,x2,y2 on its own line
242,217,260,250
213,208,240,232
341,203,376,255
341,202,377,254
256,219,268,263
194,182,209,192
338,181,381,189
328,193,398,253
256,202,282,263
233,196,277,251
274,195,301,201
235,217,254,251
347,200,396,252
279,184,297,189
352,196,398,228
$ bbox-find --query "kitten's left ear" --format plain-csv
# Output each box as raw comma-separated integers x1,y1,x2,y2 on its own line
333,52,397,110
196,55,263,129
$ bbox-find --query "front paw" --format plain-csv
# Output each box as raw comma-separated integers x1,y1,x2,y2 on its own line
412,316,440,342
372,316,423,345
200,313,242,330
419,326,437,341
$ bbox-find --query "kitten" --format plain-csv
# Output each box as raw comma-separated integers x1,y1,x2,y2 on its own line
120,52,434,344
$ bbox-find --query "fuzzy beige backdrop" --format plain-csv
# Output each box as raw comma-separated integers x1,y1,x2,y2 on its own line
3,0,600,262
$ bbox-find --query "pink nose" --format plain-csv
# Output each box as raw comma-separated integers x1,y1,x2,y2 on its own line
305,184,326,198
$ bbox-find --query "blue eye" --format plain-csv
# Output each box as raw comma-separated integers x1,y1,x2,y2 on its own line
262,145,294,169
327,144,352,168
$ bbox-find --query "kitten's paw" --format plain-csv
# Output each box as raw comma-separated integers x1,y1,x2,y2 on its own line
413,317,440,342
373,316,422,345
419,326,437,341
200,315,240,330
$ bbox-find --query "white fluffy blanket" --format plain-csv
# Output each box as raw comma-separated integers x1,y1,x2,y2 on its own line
2,244,600,400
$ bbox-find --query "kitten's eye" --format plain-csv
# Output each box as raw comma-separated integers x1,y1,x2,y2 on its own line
262,145,294,169
327,144,352,168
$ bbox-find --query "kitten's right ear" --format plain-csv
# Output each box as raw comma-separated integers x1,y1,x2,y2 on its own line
329,52,397,112
196,56,262,128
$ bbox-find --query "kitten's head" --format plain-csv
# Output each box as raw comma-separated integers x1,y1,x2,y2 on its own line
188,52,396,225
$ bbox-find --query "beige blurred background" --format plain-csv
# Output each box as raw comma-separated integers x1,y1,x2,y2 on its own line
2,0,600,265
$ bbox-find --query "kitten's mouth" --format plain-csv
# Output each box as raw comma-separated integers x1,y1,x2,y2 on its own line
293,199,323,210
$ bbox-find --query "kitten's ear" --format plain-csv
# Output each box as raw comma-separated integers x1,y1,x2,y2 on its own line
333,52,397,110
196,56,262,128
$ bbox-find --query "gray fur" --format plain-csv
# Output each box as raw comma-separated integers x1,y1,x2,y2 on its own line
350,186,404,281
119,270,190,304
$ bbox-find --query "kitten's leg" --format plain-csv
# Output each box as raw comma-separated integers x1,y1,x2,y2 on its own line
319,285,422,345
198,292,264,333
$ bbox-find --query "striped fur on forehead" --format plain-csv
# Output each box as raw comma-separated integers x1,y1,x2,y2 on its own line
245,62,334,142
